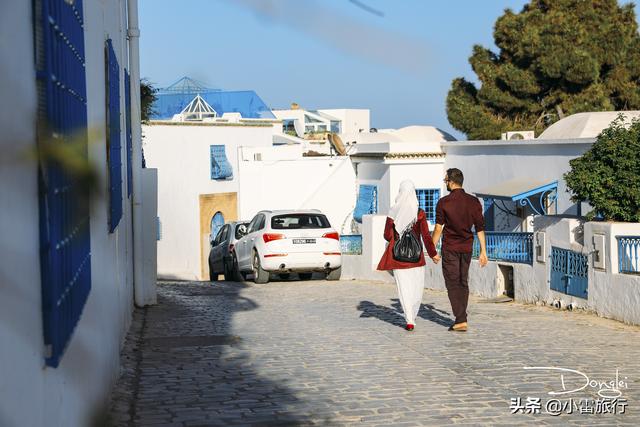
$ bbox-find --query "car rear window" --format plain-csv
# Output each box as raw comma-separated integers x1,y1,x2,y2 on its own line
234,222,249,240
271,214,330,229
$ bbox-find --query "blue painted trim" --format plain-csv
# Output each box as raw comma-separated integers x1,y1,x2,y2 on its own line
511,181,558,201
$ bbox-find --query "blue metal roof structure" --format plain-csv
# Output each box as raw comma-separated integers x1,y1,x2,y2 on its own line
152,76,275,120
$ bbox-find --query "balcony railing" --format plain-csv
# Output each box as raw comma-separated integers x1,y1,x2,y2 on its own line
472,232,534,264
618,236,640,275
340,235,363,255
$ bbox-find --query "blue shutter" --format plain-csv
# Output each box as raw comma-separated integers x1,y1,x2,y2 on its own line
354,185,377,223
125,69,133,198
36,0,92,367
106,39,122,232
210,145,233,179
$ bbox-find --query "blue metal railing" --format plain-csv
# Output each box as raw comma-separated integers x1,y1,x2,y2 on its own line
340,235,362,255
472,232,534,264
618,236,640,275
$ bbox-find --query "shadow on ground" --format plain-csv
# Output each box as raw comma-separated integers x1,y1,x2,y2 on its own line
357,298,453,329
107,281,329,426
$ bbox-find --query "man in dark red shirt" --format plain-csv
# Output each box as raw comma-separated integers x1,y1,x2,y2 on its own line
431,168,488,332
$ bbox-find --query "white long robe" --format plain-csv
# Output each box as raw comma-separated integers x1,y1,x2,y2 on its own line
393,265,426,325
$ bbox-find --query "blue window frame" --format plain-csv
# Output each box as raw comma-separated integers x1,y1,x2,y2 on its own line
210,145,233,179
124,69,133,198
354,184,378,223
35,0,92,367
106,39,122,232
415,189,440,224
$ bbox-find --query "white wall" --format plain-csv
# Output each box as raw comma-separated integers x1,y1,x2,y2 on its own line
0,1,139,426
143,123,274,279
319,109,370,133
442,139,594,218
238,155,357,234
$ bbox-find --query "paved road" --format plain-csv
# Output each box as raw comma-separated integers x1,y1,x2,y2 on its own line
108,279,640,426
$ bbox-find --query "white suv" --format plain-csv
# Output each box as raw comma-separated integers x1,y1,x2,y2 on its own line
236,210,342,283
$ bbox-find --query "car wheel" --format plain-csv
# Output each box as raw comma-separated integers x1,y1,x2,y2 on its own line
209,259,218,282
298,272,313,281
253,251,270,284
224,255,243,282
326,266,342,281
278,273,291,280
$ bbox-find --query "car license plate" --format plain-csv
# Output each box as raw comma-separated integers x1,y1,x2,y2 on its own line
293,238,316,244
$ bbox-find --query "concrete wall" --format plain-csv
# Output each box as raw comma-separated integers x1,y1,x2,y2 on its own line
442,140,594,220
143,123,274,280
0,1,140,426
237,152,357,235
587,222,640,325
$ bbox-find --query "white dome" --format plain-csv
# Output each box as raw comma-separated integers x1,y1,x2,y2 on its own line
538,111,640,139
391,125,457,143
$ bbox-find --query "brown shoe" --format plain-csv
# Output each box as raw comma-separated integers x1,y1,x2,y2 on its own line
448,322,468,332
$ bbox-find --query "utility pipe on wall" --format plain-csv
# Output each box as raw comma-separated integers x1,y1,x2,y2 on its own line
127,0,154,306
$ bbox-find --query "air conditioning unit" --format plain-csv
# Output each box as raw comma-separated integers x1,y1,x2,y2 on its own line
501,131,535,140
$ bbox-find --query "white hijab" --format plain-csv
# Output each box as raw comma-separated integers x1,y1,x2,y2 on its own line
389,180,418,232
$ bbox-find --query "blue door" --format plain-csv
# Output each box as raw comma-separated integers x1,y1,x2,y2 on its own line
550,247,588,298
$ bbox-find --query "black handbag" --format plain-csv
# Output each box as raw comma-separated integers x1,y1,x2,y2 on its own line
392,225,422,263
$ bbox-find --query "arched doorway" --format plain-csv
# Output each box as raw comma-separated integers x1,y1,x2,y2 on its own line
210,211,225,243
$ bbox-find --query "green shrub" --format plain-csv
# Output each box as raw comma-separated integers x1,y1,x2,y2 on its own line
564,116,640,221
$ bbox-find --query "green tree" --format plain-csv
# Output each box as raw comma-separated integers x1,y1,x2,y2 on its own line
564,116,640,222
447,0,640,140
140,79,157,123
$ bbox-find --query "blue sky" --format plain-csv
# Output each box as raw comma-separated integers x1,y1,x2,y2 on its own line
139,0,589,138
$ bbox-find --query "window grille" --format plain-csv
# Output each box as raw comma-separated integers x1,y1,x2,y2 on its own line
415,189,440,224
210,145,233,179
35,0,92,367
354,185,378,223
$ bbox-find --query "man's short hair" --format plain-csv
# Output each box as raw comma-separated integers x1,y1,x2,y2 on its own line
446,168,464,186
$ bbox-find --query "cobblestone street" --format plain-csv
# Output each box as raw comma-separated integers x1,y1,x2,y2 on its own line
108,279,640,426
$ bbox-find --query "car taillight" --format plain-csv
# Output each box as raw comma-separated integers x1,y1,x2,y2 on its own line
263,233,285,243
229,243,235,252
323,232,340,240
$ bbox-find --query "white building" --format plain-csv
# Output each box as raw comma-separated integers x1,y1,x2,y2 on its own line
341,112,640,326
0,1,157,426
348,126,455,230
273,106,370,154
144,119,280,280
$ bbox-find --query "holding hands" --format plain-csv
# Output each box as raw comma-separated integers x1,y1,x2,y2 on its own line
432,254,441,264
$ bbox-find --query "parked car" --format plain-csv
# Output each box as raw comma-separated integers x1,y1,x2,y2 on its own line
208,221,249,281
236,210,342,283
